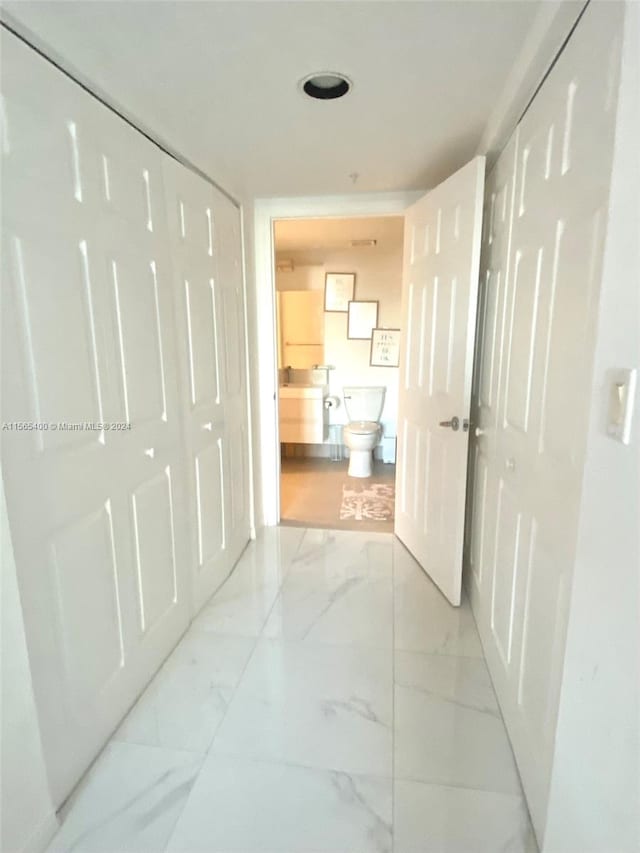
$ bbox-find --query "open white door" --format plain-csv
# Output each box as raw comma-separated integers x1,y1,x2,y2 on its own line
396,156,485,606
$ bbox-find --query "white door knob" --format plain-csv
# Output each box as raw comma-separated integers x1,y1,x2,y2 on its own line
202,422,213,431
505,457,516,471
144,447,155,459
475,427,485,437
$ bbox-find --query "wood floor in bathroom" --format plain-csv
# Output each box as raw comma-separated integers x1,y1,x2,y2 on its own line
280,457,396,533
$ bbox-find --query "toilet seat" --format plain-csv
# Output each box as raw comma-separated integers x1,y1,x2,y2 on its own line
345,421,379,435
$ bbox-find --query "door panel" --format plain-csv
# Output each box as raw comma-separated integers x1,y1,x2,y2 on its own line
130,469,178,633
9,234,106,453
503,249,540,432
51,503,124,698
396,156,485,605
222,282,244,392
491,482,522,669
111,255,168,425
195,441,226,567
465,2,623,836
184,276,220,408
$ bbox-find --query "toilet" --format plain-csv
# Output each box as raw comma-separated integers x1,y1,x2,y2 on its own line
342,386,386,478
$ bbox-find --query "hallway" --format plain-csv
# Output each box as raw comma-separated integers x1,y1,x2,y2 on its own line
46,527,535,853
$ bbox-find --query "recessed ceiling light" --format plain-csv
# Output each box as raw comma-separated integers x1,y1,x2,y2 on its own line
301,72,351,100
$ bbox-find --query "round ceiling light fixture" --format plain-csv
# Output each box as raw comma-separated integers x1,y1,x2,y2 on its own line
301,72,351,100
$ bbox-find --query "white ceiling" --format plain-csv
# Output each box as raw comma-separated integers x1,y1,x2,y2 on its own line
2,1,549,199
275,216,404,253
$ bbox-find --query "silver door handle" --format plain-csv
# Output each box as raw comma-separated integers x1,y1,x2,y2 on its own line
203,422,213,431
475,427,486,437
439,416,460,431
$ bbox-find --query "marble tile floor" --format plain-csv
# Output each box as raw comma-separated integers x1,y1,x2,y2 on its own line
47,526,538,853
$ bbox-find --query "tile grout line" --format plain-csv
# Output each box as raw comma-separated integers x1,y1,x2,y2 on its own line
161,526,307,852
392,770,528,799
189,750,395,784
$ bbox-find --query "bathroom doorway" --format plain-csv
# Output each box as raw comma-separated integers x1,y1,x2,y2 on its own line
274,216,404,533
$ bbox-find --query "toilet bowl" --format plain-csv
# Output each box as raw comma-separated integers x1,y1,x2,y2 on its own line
342,386,386,478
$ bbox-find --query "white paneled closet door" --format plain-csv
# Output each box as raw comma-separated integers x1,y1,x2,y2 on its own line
466,2,624,836
163,161,250,612
0,35,191,805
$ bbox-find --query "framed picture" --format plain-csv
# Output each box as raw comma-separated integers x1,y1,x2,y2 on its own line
370,328,401,367
347,300,379,340
324,272,356,313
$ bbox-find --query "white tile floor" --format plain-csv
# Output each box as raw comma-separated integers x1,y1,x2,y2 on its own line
47,527,538,853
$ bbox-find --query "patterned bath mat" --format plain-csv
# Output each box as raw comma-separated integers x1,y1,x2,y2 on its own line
339,483,395,522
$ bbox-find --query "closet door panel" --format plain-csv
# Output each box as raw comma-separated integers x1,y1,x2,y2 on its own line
50,502,124,700
163,160,249,612
109,252,168,425
130,468,179,634
213,191,250,553
1,33,190,805
466,3,623,837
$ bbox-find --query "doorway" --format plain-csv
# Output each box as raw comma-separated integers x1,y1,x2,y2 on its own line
273,216,403,533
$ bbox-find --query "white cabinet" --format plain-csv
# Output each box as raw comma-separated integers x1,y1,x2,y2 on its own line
278,385,328,444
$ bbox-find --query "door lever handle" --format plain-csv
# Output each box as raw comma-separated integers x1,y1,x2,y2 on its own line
439,416,460,431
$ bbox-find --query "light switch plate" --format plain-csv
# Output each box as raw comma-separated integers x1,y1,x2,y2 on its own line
606,367,636,445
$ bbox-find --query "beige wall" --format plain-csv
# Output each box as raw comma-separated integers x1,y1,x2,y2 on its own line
275,263,324,292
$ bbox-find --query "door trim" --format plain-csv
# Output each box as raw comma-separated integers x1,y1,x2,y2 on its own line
253,191,421,527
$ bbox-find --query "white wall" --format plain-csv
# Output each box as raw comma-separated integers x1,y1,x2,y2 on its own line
543,4,640,850
1,473,58,853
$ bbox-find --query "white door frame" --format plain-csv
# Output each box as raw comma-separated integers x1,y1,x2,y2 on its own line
253,191,421,527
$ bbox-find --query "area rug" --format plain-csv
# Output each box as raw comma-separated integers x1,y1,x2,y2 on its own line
339,483,395,522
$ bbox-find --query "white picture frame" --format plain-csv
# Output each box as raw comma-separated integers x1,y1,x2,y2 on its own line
347,300,379,340
324,272,356,312
370,328,401,367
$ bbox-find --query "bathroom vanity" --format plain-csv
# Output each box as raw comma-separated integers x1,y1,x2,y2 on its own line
278,383,329,444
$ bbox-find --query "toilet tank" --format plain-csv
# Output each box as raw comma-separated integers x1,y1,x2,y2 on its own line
343,386,386,422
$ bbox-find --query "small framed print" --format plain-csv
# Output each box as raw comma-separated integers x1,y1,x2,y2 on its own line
370,328,401,367
324,272,356,313
347,300,379,340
